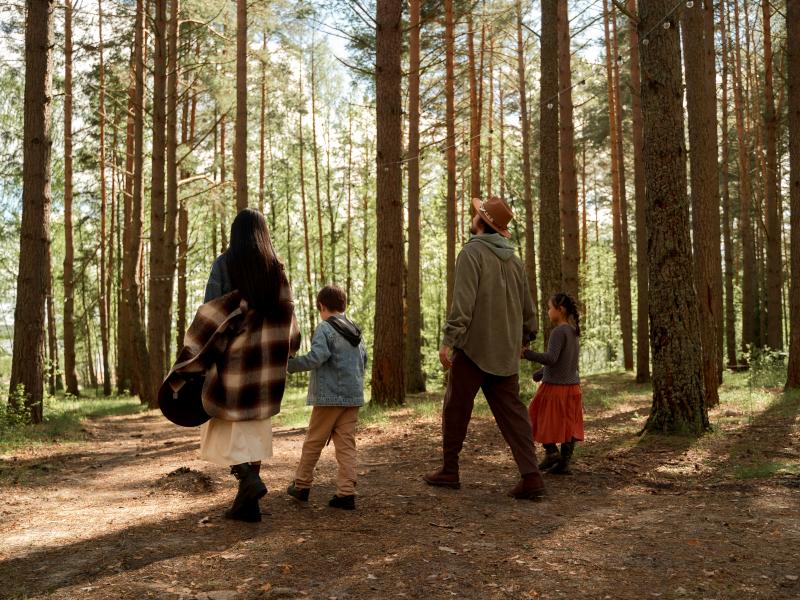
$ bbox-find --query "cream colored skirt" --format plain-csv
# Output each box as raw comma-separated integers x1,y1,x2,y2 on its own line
199,417,273,466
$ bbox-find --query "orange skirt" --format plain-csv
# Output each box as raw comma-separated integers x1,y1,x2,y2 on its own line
528,383,584,444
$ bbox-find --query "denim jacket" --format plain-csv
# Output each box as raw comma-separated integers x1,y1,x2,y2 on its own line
287,319,368,407
204,255,232,302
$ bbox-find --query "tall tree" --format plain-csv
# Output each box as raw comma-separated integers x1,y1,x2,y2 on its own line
97,0,112,395
516,0,538,329
445,0,457,311
787,0,800,388
557,0,579,299
467,13,481,201
761,0,782,350
639,1,708,434
310,47,326,281
164,0,180,365
62,0,79,396
125,0,156,407
603,0,632,370
147,0,168,399
405,0,425,393
235,0,248,212
719,0,738,368
10,0,55,422
681,0,720,405
371,0,405,406
539,0,561,342
731,0,758,355
627,0,649,382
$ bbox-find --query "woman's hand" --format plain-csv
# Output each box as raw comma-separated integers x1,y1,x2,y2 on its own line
439,345,453,370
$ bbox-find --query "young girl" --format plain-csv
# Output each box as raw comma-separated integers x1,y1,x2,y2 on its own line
523,292,583,474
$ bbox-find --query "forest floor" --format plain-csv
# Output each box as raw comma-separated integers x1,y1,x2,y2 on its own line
1,371,799,600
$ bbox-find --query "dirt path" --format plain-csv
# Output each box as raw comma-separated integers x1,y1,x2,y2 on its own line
1,375,799,599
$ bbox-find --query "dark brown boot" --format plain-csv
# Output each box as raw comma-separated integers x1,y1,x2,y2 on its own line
507,472,546,500
538,444,561,471
423,468,460,489
550,441,575,475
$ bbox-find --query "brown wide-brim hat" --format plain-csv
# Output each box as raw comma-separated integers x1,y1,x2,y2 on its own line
472,196,513,238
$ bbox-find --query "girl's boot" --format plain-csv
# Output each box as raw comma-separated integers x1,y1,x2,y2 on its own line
538,443,561,471
225,463,267,521
550,441,574,475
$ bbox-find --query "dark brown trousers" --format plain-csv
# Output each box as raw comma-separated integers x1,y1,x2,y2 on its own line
441,350,540,477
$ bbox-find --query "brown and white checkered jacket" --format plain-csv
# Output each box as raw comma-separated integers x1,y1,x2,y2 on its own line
164,282,301,421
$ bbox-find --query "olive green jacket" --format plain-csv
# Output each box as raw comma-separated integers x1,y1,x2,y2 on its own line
442,234,537,376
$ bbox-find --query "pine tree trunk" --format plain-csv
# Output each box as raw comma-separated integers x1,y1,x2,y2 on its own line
516,0,538,329
310,50,326,281
539,0,561,343
639,0,708,435
10,0,55,421
486,36,494,198
108,112,118,389
732,0,758,356
445,0,457,313
62,0,79,397
372,0,405,406
405,0,425,393
557,0,579,300
467,13,481,201
125,0,155,407
762,0,782,350
147,0,168,405
498,68,506,201
235,0,248,212
720,2,738,368
97,0,112,396
346,107,353,302
786,0,800,388
628,0,649,382
681,0,720,405
298,103,315,337
46,245,60,395
163,0,180,369
610,4,633,370
259,31,267,214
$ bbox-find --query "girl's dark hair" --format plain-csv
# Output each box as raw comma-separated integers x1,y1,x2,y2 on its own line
225,208,288,318
551,292,581,336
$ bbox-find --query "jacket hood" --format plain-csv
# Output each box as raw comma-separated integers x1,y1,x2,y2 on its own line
326,315,362,346
468,233,516,261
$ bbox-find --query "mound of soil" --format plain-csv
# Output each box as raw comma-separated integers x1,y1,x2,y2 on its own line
157,466,215,493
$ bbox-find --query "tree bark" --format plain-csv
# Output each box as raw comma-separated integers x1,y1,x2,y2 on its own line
298,81,315,337
681,0,720,405
259,31,267,214
371,0,405,406
62,0,79,397
235,0,248,212
720,0,738,368
46,243,60,394
163,0,179,368
761,0,782,350
731,0,758,355
639,1,708,434
611,4,633,371
467,13,481,201
628,0,649,382
539,0,561,343
125,0,155,407
445,0,457,313
10,0,55,422
486,35,494,198
405,0,425,393
516,0,538,331
557,0,579,300
310,48,326,281
97,0,112,395
787,0,800,388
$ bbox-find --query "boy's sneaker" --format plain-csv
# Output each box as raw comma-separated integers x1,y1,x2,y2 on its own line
287,482,310,502
328,494,356,510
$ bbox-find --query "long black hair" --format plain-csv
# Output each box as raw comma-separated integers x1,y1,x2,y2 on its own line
225,208,287,317
551,292,581,337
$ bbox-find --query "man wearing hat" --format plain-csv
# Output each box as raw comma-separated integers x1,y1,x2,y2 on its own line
424,196,545,499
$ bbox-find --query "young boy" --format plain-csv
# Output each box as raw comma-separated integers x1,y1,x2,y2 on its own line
286,284,368,510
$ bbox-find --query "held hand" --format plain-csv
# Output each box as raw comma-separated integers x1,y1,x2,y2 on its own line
533,370,543,383
439,345,453,370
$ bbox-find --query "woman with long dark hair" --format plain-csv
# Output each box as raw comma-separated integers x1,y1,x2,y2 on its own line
200,208,299,522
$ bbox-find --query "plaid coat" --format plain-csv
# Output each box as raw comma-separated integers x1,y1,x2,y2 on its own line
163,281,301,422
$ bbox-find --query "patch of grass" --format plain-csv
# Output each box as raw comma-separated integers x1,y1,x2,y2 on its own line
733,461,800,480
0,392,144,452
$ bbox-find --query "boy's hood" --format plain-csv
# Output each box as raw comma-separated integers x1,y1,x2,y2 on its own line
468,233,516,261
326,315,362,347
